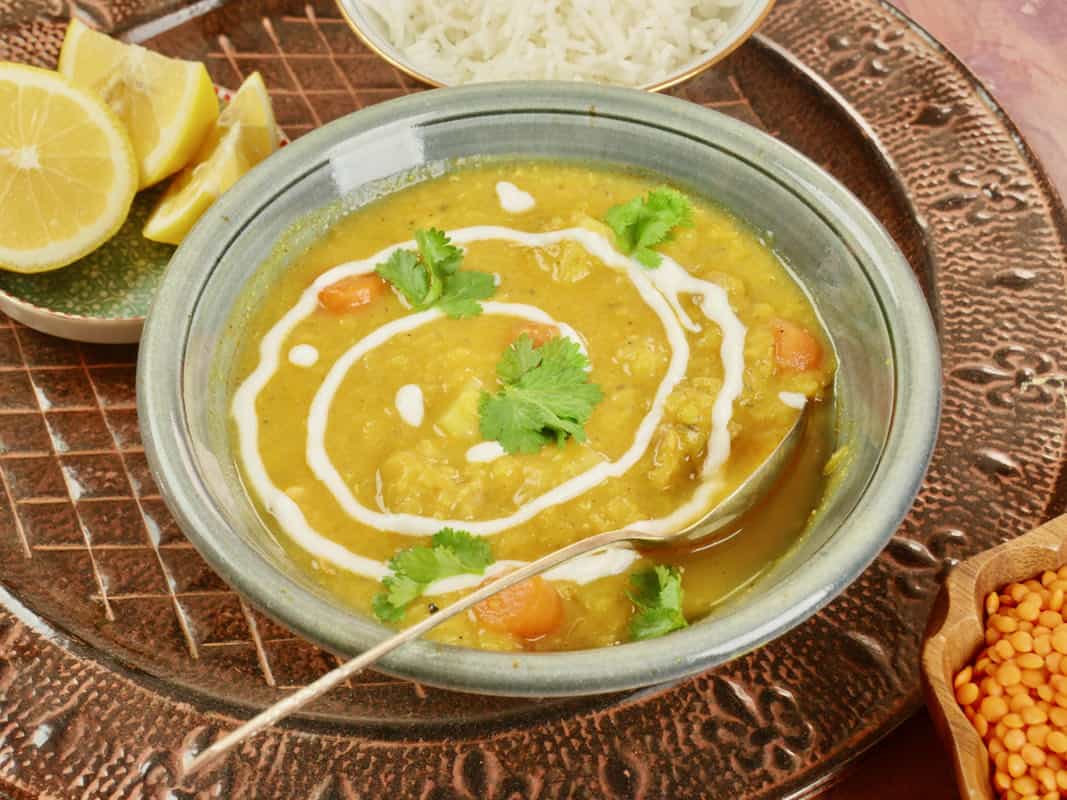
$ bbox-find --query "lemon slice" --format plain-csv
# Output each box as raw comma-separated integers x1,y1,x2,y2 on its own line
58,19,218,188
0,63,137,274
143,72,277,245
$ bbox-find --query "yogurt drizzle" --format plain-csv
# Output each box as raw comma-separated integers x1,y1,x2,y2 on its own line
466,441,506,463
233,225,748,593
495,181,536,213
288,344,319,367
394,384,424,427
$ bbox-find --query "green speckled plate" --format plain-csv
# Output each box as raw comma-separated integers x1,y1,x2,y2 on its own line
0,188,174,343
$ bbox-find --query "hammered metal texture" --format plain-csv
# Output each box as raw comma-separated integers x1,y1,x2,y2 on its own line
0,0,1065,796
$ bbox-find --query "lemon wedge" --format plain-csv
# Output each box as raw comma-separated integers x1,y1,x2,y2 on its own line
0,63,137,274
143,71,277,245
58,19,218,188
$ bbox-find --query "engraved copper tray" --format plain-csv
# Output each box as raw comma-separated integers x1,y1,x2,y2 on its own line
1,0,1066,797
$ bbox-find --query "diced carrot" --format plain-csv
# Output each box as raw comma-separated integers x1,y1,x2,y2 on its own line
513,321,558,348
317,274,386,313
474,575,564,640
772,318,823,372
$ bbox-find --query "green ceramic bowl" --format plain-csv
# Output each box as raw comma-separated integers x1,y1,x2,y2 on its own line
138,83,940,697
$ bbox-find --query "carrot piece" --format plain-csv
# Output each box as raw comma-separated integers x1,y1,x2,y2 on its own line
318,274,386,313
474,575,564,639
772,318,823,372
513,321,559,348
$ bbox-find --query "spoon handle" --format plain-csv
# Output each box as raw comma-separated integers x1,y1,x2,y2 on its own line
183,526,636,777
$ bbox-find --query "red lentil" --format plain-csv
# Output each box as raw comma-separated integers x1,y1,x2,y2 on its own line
955,566,1067,799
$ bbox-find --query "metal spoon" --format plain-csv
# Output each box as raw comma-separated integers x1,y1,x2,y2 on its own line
183,409,806,777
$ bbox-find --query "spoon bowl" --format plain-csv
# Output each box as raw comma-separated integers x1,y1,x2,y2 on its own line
670,408,808,544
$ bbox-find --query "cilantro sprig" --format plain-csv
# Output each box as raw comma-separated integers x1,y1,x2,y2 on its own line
372,528,494,623
628,565,688,640
604,187,694,268
478,334,604,455
375,228,496,319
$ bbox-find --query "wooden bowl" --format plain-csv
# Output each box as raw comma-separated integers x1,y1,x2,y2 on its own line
922,514,1067,799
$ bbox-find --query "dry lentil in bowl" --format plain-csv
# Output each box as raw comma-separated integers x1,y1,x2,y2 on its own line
955,568,1067,798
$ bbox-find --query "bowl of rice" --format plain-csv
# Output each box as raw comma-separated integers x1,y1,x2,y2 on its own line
338,0,776,91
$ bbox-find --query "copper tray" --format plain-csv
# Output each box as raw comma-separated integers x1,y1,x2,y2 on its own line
1,0,1066,797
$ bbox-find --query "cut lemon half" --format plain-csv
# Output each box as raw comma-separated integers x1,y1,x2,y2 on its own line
143,72,277,245
58,19,218,188
0,63,137,274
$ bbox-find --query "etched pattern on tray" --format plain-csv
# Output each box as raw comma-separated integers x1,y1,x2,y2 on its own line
0,0,1065,797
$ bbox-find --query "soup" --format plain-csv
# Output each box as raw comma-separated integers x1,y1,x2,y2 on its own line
230,161,837,652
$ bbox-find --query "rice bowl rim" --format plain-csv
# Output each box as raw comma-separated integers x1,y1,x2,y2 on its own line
334,0,777,92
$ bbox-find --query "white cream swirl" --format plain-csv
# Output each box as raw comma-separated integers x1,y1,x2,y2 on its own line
232,226,747,593
394,384,424,427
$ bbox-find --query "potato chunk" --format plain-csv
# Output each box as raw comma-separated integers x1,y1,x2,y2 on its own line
436,378,484,439
532,240,595,283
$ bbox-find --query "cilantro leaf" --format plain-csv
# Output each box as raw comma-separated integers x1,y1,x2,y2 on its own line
631,606,688,640
628,565,688,640
479,392,558,454
372,592,407,623
389,547,445,585
496,334,542,383
604,186,694,268
372,573,422,623
536,336,590,373
383,573,422,607
478,334,603,455
416,228,463,276
376,228,495,316
431,528,493,571
375,249,429,307
372,528,494,623
438,270,496,319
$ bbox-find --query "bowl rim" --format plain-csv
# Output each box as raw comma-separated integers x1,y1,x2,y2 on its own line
333,0,778,93
137,81,941,697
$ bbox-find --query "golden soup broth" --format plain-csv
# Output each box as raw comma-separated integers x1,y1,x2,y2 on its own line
232,161,836,651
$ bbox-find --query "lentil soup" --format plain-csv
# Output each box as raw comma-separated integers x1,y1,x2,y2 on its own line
230,161,837,652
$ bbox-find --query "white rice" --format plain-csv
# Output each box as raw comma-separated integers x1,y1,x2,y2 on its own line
358,0,740,86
